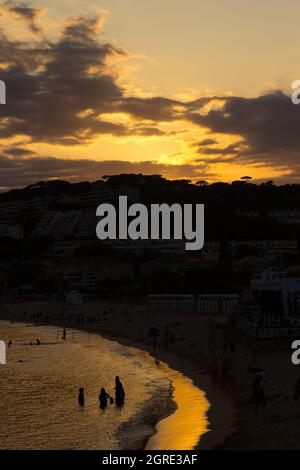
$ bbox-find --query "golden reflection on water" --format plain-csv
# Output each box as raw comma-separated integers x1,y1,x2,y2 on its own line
129,348,210,451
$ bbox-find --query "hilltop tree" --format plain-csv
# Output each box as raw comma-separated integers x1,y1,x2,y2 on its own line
196,180,209,186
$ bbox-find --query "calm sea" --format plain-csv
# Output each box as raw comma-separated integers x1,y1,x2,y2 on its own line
0,321,209,450
0,321,173,449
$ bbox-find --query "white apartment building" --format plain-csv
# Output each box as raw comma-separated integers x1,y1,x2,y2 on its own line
79,187,140,208
31,210,95,239
0,197,50,219
236,210,259,218
148,293,239,316
197,294,239,316
251,270,300,316
201,241,221,261
104,238,186,254
231,239,298,255
268,209,300,225
148,294,195,313
0,223,23,239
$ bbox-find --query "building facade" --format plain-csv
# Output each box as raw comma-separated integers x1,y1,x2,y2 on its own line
148,293,239,316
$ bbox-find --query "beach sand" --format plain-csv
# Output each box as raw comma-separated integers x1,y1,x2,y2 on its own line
220,342,300,449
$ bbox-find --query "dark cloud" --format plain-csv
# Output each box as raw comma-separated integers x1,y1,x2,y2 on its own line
0,152,210,189
198,138,217,146
0,14,129,143
0,10,179,144
0,5,299,183
118,96,186,122
2,146,35,156
135,127,165,136
186,97,215,111
200,142,242,155
189,91,300,175
5,1,43,36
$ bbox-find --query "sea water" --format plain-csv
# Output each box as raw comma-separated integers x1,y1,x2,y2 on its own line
0,321,209,450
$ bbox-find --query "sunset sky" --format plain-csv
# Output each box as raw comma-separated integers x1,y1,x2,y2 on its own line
0,0,299,189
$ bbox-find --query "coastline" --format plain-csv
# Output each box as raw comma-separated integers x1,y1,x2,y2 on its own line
0,301,235,450
88,326,234,450
115,382,177,450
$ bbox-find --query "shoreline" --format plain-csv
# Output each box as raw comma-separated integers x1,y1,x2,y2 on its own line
86,326,234,450
116,380,177,451
0,301,235,450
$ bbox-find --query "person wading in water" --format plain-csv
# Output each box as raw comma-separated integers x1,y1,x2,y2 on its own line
78,387,85,407
115,376,125,407
99,388,110,410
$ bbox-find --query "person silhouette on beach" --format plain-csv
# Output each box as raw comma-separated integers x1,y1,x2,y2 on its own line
99,388,109,410
78,387,85,407
62,328,66,340
252,375,266,415
115,376,125,407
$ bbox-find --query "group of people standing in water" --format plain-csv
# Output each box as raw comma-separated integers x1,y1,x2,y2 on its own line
78,376,125,410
